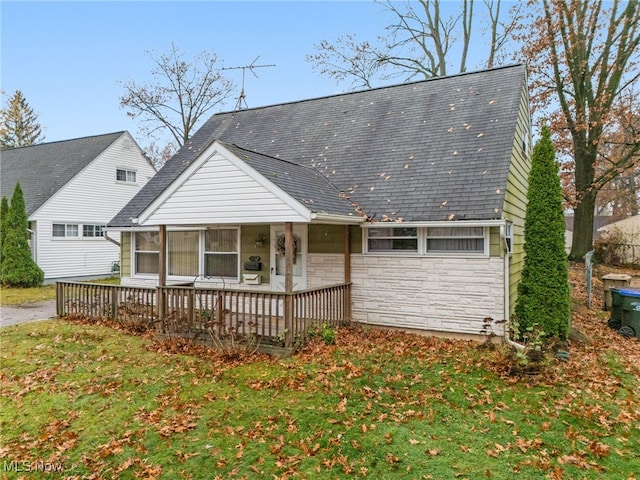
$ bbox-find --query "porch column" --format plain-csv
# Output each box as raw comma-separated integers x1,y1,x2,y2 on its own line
284,222,294,347
344,225,352,323
157,225,167,321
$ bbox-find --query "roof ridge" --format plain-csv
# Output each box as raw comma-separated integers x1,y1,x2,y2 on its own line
217,63,526,115
0,131,126,152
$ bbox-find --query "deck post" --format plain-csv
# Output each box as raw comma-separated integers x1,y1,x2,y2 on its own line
284,222,294,347
157,225,167,323
56,282,63,317
344,225,351,323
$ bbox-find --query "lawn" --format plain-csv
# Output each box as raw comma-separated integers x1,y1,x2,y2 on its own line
0,277,119,306
0,266,639,479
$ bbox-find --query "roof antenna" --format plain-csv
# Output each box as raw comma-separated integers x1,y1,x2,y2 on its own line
222,56,275,110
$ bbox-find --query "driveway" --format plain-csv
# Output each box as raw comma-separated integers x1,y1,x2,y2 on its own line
0,300,57,327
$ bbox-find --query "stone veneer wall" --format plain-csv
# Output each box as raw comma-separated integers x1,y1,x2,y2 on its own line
349,254,505,337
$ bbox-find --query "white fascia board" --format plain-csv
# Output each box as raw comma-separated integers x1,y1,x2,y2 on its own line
360,219,507,228
310,212,366,225
137,140,312,226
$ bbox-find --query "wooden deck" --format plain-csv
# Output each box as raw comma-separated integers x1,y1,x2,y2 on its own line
56,281,351,349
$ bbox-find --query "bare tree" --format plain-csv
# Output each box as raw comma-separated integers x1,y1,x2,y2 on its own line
306,0,518,88
120,44,234,165
517,0,640,261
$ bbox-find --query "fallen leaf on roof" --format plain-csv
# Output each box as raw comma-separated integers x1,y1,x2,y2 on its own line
477,133,484,138
448,127,454,133
489,99,497,105
448,213,455,220
440,201,448,208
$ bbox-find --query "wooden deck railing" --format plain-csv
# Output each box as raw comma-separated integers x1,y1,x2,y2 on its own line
56,281,351,348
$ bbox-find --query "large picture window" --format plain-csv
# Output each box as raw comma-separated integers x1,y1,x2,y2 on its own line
367,227,418,252
168,231,199,277
134,231,159,274
365,226,487,255
426,227,485,253
205,229,238,279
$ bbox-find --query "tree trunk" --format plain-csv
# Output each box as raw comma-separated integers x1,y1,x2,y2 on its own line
569,139,598,261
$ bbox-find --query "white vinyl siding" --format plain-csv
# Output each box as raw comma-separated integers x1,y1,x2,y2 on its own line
142,151,309,225
28,133,155,279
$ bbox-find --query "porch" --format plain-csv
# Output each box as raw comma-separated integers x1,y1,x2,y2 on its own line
56,281,351,352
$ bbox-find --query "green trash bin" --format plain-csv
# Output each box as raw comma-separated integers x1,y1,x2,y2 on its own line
611,288,640,339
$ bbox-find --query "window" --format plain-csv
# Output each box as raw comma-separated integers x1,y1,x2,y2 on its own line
168,231,199,277
134,231,159,274
365,226,487,255
504,222,513,253
426,227,485,253
205,229,238,279
367,227,418,252
83,224,105,237
52,223,79,238
116,168,136,183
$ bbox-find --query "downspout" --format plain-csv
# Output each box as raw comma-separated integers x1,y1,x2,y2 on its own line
501,223,525,351
103,231,121,247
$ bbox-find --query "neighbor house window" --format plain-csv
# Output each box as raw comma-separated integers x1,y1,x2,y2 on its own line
204,228,239,279
425,227,485,253
52,223,79,238
168,231,199,277
83,224,105,237
134,231,159,274
367,227,418,252
116,168,136,183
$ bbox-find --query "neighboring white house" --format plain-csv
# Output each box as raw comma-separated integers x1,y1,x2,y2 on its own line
597,215,640,266
0,131,156,280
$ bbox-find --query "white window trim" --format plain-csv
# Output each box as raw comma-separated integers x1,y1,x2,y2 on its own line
116,167,137,185
52,223,79,239
363,224,491,257
130,227,241,283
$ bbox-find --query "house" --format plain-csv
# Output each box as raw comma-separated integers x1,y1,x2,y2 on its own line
564,214,618,254
0,132,156,281
107,65,531,340
597,215,640,266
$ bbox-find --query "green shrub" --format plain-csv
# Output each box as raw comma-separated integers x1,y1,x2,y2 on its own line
514,126,571,341
1,183,44,287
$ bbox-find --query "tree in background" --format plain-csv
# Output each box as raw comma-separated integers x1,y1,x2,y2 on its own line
0,90,45,149
306,0,520,88
119,44,234,168
0,196,8,273
517,0,640,261
1,183,44,287
515,126,571,341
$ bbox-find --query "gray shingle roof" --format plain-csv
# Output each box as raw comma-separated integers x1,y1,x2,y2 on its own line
1,132,126,216
222,142,356,217
110,65,526,227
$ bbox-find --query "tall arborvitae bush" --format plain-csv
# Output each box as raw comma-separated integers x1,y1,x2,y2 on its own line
514,126,571,340
0,195,8,274
1,183,44,287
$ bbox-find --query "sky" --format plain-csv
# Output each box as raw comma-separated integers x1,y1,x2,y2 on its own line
1,1,508,147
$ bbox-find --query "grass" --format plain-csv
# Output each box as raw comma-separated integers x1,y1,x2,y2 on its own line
0,277,119,306
0,265,639,479
1,317,639,480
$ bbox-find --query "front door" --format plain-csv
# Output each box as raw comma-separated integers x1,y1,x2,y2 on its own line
270,224,307,291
